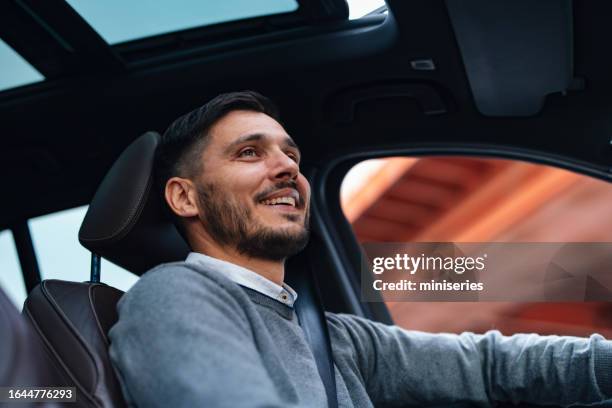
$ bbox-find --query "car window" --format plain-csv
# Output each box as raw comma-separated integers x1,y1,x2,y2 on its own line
29,205,138,292
0,230,27,308
341,156,612,337
65,0,385,45
348,0,386,19
66,0,299,45
0,38,44,92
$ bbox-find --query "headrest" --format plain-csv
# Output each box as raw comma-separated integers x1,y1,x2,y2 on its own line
79,132,190,275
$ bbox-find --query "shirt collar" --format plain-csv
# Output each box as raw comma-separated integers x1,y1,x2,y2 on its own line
185,252,297,308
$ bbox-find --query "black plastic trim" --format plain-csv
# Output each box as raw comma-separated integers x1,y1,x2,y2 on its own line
11,222,41,294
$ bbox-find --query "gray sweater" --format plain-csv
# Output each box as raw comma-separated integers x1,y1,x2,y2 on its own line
108,262,612,407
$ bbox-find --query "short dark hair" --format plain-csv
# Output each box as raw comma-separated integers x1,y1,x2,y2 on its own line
154,91,281,232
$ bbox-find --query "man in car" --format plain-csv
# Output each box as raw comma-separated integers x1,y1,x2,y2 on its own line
108,91,612,407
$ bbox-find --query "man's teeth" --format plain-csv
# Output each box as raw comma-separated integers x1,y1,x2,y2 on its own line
261,197,296,206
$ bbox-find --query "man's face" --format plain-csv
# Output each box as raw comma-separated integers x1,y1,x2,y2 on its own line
193,110,310,261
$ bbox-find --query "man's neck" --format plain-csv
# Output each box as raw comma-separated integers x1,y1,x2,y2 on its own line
193,244,285,286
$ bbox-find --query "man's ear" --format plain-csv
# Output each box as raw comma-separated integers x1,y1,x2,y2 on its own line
165,177,200,218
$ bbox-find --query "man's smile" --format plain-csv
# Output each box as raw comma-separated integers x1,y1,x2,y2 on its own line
257,187,305,214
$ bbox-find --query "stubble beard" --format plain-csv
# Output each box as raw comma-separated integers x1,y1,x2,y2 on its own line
197,182,310,261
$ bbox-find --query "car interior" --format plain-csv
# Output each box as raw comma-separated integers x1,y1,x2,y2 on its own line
2,1,612,407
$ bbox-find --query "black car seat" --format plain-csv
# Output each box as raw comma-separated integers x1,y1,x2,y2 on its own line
22,131,338,408
22,132,181,408
23,280,126,408
0,286,62,407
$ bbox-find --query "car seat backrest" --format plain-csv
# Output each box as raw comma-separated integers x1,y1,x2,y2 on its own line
23,280,126,408
1,286,65,407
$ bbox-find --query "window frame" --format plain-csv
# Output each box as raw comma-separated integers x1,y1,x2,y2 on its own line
10,221,42,294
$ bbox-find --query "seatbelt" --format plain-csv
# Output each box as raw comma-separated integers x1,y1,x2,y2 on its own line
286,254,339,408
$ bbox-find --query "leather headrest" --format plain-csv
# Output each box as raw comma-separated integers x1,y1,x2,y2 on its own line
79,132,190,275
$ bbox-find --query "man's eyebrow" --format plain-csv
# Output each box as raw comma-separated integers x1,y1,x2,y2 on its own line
223,133,264,155
280,137,302,160
223,133,301,155
284,137,300,151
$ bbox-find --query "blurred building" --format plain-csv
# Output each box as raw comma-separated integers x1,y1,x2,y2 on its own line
341,157,612,337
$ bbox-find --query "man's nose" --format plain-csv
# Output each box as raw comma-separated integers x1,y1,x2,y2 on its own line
269,150,299,180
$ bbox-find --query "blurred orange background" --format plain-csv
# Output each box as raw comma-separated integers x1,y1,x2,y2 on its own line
341,157,612,337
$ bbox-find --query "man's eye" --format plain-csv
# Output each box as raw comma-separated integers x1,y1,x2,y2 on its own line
287,152,299,163
238,148,258,158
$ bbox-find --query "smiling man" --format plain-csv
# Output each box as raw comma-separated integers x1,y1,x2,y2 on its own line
108,91,612,408
162,105,310,285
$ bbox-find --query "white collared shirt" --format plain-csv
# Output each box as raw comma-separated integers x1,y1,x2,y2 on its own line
185,252,298,307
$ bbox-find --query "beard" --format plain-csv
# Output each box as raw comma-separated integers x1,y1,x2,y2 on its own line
196,181,310,261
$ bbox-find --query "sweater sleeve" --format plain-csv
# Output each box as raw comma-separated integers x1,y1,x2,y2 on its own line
326,312,612,407
108,265,287,408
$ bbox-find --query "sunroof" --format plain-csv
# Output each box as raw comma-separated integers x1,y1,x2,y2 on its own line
66,0,299,45
347,0,387,19
0,39,44,92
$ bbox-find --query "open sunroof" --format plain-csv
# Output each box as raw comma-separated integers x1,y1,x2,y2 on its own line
348,0,386,19
65,0,299,45
0,38,44,92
